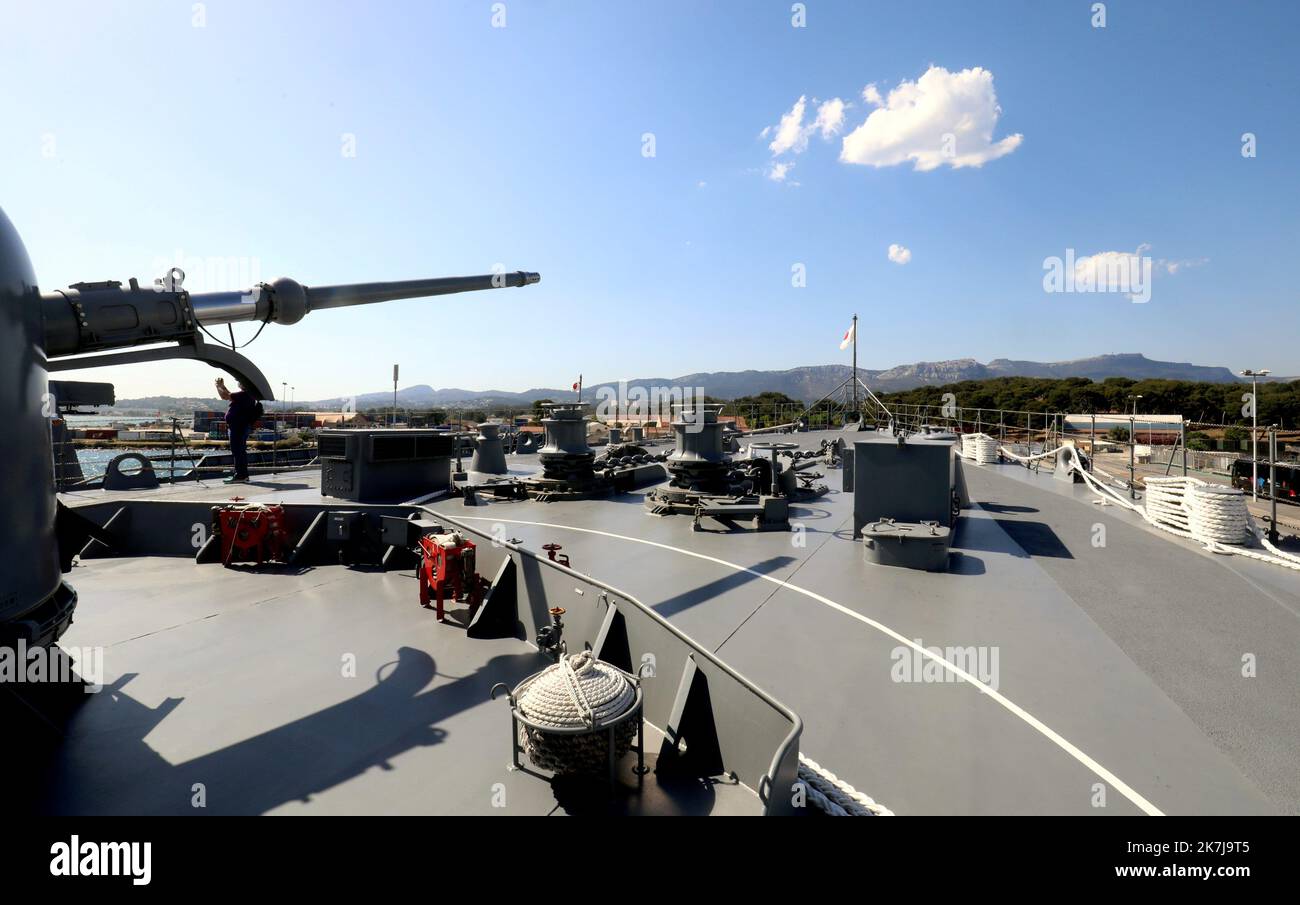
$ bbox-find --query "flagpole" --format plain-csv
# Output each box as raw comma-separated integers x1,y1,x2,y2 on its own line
851,313,858,416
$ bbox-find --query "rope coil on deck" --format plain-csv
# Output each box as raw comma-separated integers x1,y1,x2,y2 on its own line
1000,444,1300,571
1187,484,1250,545
798,755,894,816
959,433,1000,466
514,651,639,774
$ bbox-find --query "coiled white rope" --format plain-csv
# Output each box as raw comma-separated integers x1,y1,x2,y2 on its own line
516,651,636,729
1144,476,1197,534
960,433,1000,465
1187,484,1250,545
974,434,999,465
1012,446,1300,571
798,755,894,816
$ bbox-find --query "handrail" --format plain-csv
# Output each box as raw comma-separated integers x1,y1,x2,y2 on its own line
424,505,803,813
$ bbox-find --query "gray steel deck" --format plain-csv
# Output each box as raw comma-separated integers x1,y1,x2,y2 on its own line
14,557,761,815
49,429,1300,815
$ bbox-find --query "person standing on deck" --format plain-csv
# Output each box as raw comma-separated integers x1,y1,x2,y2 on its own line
215,376,261,484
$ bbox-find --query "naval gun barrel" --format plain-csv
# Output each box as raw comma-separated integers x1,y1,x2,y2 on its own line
189,271,541,327
40,270,540,357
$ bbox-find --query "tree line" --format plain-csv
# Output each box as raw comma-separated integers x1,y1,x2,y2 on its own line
873,376,1300,428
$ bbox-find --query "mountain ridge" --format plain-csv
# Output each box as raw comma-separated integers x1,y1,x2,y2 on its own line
109,354,1284,412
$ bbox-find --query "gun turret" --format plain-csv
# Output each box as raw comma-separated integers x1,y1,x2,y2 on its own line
3,201,541,649
40,267,541,399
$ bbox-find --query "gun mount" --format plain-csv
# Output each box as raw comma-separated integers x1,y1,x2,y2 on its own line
0,202,539,644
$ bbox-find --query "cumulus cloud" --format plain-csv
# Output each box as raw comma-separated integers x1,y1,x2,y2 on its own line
766,161,795,182
1044,244,1204,303
812,98,846,138
1072,250,1145,292
887,243,912,265
768,96,809,155
839,65,1022,171
765,95,848,160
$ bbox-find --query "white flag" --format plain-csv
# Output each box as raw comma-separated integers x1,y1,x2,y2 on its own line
839,321,856,350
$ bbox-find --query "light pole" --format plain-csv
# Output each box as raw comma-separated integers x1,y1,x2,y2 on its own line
1124,395,1142,494
1125,394,1143,443
1241,369,1270,500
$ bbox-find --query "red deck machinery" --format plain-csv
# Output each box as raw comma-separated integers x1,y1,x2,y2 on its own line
418,531,487,622
214,503,290,565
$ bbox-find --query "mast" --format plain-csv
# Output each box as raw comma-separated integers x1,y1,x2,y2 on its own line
852,313,858,416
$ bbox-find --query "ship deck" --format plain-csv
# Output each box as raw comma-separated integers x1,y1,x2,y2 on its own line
10,557,762,816
43,430,1300,815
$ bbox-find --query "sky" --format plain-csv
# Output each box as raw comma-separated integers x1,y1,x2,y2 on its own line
4,0,1299,401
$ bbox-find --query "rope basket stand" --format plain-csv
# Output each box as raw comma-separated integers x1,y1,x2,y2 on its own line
491,650,647,791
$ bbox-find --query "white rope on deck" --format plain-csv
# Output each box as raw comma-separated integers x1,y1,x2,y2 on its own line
516,650,636,729
798,755,894,816
997,443,1059,464
959,433,1000,465
1001,445,1300,572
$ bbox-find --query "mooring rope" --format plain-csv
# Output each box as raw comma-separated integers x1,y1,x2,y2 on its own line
516,650,636,730
958,433,1001,466
798,755,894,816
999,444,1300,571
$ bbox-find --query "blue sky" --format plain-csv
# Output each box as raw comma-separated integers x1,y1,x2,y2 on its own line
4,0,1298,400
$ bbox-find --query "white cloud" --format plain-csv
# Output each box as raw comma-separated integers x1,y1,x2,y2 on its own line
861,83,883,107
888,243,912,265
1161,257,1208,275
840,65,1022,171
812,98,846,138
768,96,809,155
766,95,848,159
1073,247,1205,285
766,161,795,182
1073,250,1144,292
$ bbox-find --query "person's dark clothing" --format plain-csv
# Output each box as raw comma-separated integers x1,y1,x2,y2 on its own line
226,390,258,478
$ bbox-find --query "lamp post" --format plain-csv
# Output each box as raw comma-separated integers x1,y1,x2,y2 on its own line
1124,395,1143,496
1241,369,1270,501
1125,394,1143,444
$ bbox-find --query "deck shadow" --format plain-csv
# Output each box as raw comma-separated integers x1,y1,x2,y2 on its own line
652,555,795,617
